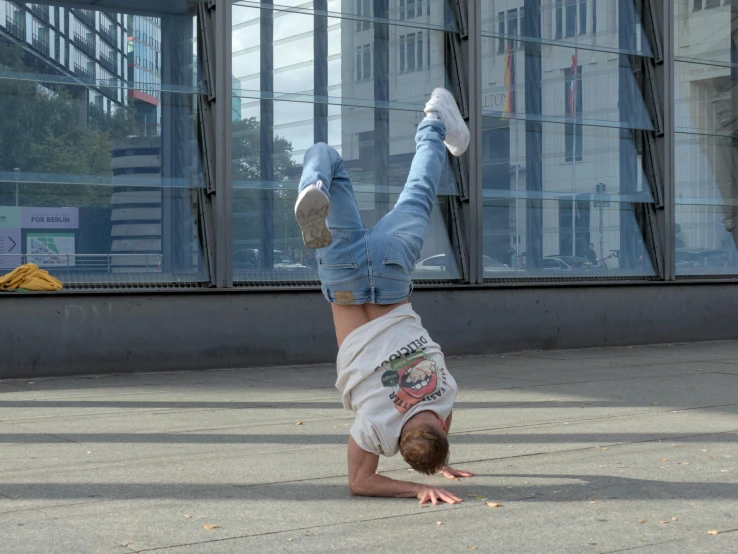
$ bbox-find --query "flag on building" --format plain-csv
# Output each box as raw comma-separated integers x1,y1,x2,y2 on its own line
501,41,515,119
569,49,579,120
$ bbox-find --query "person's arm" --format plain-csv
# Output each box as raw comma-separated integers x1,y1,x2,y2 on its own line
347,436,463,505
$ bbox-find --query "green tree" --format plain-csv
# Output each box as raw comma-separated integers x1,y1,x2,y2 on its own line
231,117,303,256
0,43,139,208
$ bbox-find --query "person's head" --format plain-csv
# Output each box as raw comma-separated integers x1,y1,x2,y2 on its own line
399,411,449,474
589,243,595,250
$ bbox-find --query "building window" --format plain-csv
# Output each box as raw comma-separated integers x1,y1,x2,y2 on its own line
565,65,583,162
579,0,587,35
592,0,597,33
407,0,415,19
518,9,525,49
565,0,576,37
507,9,518,48
399,35,405,72
407,32,416,71
417,30,423,70
498,12,505,53
399,33,424,73
555,0,563,39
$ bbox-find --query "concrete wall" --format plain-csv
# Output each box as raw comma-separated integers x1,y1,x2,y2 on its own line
1,283,737,379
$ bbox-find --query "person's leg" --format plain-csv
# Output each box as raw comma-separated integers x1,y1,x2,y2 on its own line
373,88,469,275
296,143,364,248
376,118,447,244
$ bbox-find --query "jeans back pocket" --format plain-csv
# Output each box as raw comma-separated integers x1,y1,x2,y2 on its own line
318,229,359,271
382,231,422,275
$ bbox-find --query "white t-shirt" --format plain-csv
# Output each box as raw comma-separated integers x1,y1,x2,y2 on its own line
336,304,457,457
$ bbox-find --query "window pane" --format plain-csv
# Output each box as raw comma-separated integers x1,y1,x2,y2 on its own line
498,12,506,54
579,0,587,35
484,0,652,57
565,0,576,37
480,0,659,281
231,2,460,283
0,3,207,286
674,0,737,275
482,38,654,130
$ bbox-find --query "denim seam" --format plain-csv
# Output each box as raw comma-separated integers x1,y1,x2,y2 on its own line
318,228,359,270
320,273,369,286
382,232,414,274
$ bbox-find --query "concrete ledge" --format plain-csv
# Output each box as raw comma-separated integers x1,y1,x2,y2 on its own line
1,283,737,378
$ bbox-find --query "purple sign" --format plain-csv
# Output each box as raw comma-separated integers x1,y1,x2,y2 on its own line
21,207,79,229
0,228,21,269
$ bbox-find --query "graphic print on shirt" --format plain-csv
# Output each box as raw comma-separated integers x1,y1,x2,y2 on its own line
380,350,449,414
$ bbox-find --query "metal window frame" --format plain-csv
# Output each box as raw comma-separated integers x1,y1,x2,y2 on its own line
196,0,688,290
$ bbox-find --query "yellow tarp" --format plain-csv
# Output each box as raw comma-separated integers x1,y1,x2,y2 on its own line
0,263,63,292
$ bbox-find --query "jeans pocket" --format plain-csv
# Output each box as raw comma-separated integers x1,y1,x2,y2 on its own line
318,229,358,270
382,232,421,274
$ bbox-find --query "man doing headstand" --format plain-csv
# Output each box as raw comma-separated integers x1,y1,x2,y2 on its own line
294,89,472,505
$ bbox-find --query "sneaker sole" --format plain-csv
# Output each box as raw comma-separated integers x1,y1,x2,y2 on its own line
295,186,332,249
430,87,470,157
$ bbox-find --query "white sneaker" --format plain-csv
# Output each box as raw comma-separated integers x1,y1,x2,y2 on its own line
424,88,470,157
294,182,332,249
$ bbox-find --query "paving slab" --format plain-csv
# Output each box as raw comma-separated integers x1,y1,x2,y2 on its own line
0,341,737,553
0,509,132,553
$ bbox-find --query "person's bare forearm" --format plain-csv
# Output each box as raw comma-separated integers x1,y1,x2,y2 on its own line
349,473,420,498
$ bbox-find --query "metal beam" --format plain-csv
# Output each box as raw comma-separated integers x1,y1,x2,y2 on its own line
260,0,274,271
653,0,675,280
524,0,543,272
214,0,234,286
314,0,328,144
464,0,482,284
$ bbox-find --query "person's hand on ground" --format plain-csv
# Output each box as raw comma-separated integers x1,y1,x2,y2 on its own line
416,485,463,505
438,465,475,480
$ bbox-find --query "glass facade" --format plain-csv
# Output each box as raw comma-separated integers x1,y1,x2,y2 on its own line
0,0,735,289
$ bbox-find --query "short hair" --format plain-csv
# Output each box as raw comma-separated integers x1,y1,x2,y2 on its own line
399,425,449,475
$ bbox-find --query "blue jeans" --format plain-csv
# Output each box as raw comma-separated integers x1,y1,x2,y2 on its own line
299,118,447,305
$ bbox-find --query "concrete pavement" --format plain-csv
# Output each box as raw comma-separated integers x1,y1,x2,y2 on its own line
1,341,737,553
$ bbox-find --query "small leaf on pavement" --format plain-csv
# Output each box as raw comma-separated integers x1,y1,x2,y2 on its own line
436,521,443,525
638,519,646,524
296,422,303,426
485,502,502,508
658,521,669,525
707,530,719,535
202,524,218,530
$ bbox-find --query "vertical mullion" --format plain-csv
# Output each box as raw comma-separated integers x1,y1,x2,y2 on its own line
214,0,233,287
654,0,675,280
374,0,390,219
524,0,543,272
619,0,639,270
466,0,483,283
260,0,274,270
314,0,328,144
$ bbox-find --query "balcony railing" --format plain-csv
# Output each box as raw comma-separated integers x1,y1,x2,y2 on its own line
100,84,117,100
5,17,25,40
100,25,117,48
30,3,49,22
31,34,49,56
73,32,95,58
72,8,95,29
73,63,94,81
99,53,116,74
